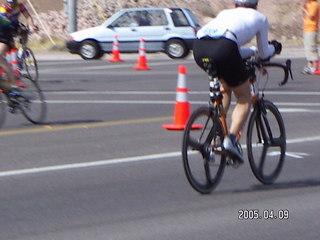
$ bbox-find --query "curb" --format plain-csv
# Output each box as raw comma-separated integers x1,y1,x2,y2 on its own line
34,46,306,61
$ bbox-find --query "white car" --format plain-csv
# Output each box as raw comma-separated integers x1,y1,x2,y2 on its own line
66,7,201,60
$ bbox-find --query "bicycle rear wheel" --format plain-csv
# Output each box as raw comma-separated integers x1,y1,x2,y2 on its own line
17,74,46,124
182,106,226,194
0,92,6,128
21,47,38,81
246,99,286,184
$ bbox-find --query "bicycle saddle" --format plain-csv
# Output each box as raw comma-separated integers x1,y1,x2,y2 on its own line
201,58,217,77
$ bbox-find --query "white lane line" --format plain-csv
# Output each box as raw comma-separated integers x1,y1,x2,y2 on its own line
44,99,320,108
44,91,320,96
46,100,175,104
268,151,310,159
0,152,181,177
0,135,319,178
39,61,189,73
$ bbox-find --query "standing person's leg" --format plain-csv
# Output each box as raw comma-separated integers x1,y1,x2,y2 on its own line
303,32,318,74
308,32,318,71
310,32,319,70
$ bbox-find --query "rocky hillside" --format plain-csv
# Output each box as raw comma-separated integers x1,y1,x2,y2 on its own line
18,0,304,44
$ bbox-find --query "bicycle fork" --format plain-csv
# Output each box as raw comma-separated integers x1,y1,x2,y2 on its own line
254,99,282,148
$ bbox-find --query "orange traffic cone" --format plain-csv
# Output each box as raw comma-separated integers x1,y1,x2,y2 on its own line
108,35,124,62
163,65,202,130
134,38,150,70
313,60,320,75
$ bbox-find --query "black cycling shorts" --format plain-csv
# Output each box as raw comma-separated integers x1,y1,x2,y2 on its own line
193,37,249,87
0,27,14,49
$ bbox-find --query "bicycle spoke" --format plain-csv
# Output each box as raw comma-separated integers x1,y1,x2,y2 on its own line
247,100,286,185
187,137,203,151
204,161,213,184
17,75,46,124
270,137,286,147
258,144,268,173
182,106,226,194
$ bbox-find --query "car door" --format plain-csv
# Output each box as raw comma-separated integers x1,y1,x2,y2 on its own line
168,8,198,38
132,9,171,52
107,11,140,52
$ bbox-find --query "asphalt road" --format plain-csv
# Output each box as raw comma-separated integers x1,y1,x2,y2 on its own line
0,51,320,239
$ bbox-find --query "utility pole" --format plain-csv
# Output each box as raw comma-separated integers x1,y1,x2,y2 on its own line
67,0,77,33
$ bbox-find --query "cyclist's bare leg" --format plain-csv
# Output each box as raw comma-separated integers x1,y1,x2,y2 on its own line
0,42,15,92
220,80,232,116
229,80,251,136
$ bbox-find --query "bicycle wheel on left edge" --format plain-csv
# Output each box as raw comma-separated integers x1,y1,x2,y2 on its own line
182,106,226,194
0,91,6,128
21,47,39,81
17,74,46,124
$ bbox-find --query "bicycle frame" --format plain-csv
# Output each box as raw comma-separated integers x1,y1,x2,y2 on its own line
206,57,293,157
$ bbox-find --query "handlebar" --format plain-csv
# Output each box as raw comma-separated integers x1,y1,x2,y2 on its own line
247,58,294,86
17,22,30,34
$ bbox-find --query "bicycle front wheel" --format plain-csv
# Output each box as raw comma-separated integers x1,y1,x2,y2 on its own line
17,74,46,124
182,106,226,194
21,47,39,81
0,92,6,128
246,99,286,184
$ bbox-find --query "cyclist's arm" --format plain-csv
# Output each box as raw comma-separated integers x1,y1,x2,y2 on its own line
239,46,257,59
255,17,275,60
20,4,38,31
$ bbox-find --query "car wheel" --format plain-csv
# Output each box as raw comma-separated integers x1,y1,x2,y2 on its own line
165,39,189,59
79,40,102,60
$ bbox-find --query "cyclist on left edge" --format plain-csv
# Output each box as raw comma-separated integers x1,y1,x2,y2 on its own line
0,0,38,91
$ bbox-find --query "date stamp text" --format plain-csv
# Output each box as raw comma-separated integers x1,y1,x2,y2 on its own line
238,209,289,220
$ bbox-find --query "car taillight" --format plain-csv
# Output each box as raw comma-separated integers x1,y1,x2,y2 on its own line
67,35,75,41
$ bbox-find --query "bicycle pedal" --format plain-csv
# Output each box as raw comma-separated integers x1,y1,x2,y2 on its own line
8,106,17,114
226,157,242,169
226,157,233,166
207,153,216,166
231,161,241,169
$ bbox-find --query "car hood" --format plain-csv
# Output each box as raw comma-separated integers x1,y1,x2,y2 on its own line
70,26,115,42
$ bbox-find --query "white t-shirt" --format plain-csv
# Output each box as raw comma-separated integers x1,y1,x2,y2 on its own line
197,7,275,59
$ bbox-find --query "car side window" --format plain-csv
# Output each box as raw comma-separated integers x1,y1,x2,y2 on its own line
132,11,151,26
110,10,169,28
148,10,168,26
170,9,190,27
110,13,131,27
110,12,143,28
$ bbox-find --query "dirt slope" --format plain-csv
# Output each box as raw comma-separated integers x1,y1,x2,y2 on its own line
0,0,305,43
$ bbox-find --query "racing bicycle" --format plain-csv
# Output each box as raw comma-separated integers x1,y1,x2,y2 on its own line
182,56,293,194
0,73,46,128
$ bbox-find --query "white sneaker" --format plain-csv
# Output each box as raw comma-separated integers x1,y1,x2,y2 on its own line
223,136,244,164
301,67,314,75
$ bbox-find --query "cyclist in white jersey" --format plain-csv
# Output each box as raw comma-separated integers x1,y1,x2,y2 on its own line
193,0,282,164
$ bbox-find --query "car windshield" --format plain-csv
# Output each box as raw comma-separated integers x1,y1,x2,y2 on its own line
170,9,190,27
184,8,201,28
